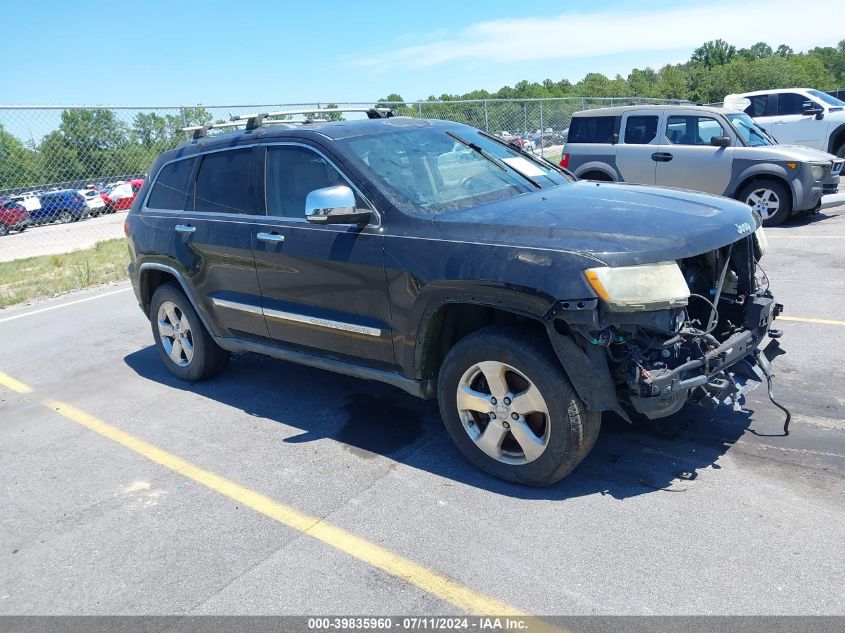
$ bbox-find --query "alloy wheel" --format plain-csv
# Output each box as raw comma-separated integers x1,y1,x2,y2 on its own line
157,301,194,367
456,360,551,465
745,188,779,220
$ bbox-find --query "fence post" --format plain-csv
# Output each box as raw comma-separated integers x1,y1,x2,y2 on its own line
484,100,489,132
418,102,423,118
539,103,544,158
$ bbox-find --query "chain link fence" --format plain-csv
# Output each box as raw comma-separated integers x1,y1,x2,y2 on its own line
0,97,679,267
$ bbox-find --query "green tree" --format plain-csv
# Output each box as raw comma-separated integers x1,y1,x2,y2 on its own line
58,108,129,178
38,131,84,182
0,124,41,189
738,42,773,61
691,39,737,68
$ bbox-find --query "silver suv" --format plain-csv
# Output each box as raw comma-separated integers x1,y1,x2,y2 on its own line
561,105,843,226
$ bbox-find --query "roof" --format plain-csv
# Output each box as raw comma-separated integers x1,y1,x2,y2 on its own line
161,117,457,163
572,104,735,117
735,88,813,97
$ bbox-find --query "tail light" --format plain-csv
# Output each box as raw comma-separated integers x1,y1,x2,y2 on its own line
559,153,570,169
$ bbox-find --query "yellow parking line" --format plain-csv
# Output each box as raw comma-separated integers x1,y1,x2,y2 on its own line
779,316,845,326
0,371,33,393
41,397,555,625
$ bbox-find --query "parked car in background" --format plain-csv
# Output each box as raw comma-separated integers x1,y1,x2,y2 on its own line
562,104,843,225
31,189,87,224
0,198,30,236
9,192,42,213
78,188,107,217
101,179,143,212
726,88,845,157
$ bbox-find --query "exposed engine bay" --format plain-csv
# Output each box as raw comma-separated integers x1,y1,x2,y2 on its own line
557,234,785,423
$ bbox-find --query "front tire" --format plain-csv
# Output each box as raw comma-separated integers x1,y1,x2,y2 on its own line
58,210,73,224
150,283,230,381
437,326,601,486
738,179,791,227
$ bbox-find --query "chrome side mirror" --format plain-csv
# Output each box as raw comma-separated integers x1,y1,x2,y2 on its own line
305,185,372,225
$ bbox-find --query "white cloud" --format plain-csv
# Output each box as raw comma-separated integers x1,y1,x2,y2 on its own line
354,1,842,72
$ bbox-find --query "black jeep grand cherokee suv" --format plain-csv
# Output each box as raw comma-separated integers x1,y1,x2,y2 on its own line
126,113,781,486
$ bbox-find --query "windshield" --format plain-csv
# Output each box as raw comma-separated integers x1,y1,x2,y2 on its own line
726,113,776,146
341,126,568,214
808,89,845,107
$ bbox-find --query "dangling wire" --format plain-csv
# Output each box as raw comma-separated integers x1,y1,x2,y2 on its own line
686,293,720,337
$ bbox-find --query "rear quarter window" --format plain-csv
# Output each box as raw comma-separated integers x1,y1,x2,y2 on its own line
147,157,197,210
568,116,619,144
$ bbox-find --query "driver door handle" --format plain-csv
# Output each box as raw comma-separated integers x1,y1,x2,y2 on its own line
257,232,285,243
174,224,196,234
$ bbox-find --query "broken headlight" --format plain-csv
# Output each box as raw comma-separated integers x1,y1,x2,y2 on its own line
584,261,690,312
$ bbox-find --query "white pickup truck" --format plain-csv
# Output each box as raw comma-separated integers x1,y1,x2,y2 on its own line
726,88,845,157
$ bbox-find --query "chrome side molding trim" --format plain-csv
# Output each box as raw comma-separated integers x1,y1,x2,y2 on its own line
263,308,382,337
209,297,382,337
211,297,264,315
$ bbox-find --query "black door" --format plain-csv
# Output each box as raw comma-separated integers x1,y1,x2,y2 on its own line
252,142,394,368
177,146,269,340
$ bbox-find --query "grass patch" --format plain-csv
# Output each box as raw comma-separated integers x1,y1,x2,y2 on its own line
0,239,130,309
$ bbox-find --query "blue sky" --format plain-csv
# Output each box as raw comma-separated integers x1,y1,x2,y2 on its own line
2,0,841,106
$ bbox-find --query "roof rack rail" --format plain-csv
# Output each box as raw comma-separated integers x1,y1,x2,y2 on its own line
181,113,267,139
244,107,393,120
182,107,393,139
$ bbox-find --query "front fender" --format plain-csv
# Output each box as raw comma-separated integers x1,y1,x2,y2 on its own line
726,163,798,208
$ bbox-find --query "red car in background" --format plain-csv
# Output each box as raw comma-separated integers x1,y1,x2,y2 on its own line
0,198,30,236
100,179,144,212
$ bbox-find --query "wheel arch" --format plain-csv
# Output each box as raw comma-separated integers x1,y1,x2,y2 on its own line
827,123,845,156
574,163,617,181
729,168,796,209
138,263,216,335
413,297,626,418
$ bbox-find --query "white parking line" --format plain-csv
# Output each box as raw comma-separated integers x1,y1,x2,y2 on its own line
0,286,132,324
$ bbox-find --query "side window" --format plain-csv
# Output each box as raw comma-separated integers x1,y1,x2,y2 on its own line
666,116,725,145
194,148,262,214
266,145,353,219
148,159,197,209
568,116,618,143
777,93,806,116
744,95,769,117
623,115,658,144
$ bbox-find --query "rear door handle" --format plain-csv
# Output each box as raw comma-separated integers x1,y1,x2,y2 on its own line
651,152,673,162
174,224,196,234
257,232,285,243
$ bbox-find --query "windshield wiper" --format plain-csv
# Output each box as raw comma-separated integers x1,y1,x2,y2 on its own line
479,129,574,180
446,131,541,189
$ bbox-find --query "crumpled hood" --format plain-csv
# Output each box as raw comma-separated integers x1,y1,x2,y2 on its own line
432,181,760,267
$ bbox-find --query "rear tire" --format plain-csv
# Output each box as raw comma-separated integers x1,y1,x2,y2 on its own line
0,224,8,237
150,283,230,382
738,179,792,227
437,326,601,486
580,170,613,182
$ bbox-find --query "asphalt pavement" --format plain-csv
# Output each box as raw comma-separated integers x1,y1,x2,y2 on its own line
0,207,843,617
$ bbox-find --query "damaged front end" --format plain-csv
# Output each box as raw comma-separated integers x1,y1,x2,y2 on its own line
549,232,783,421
